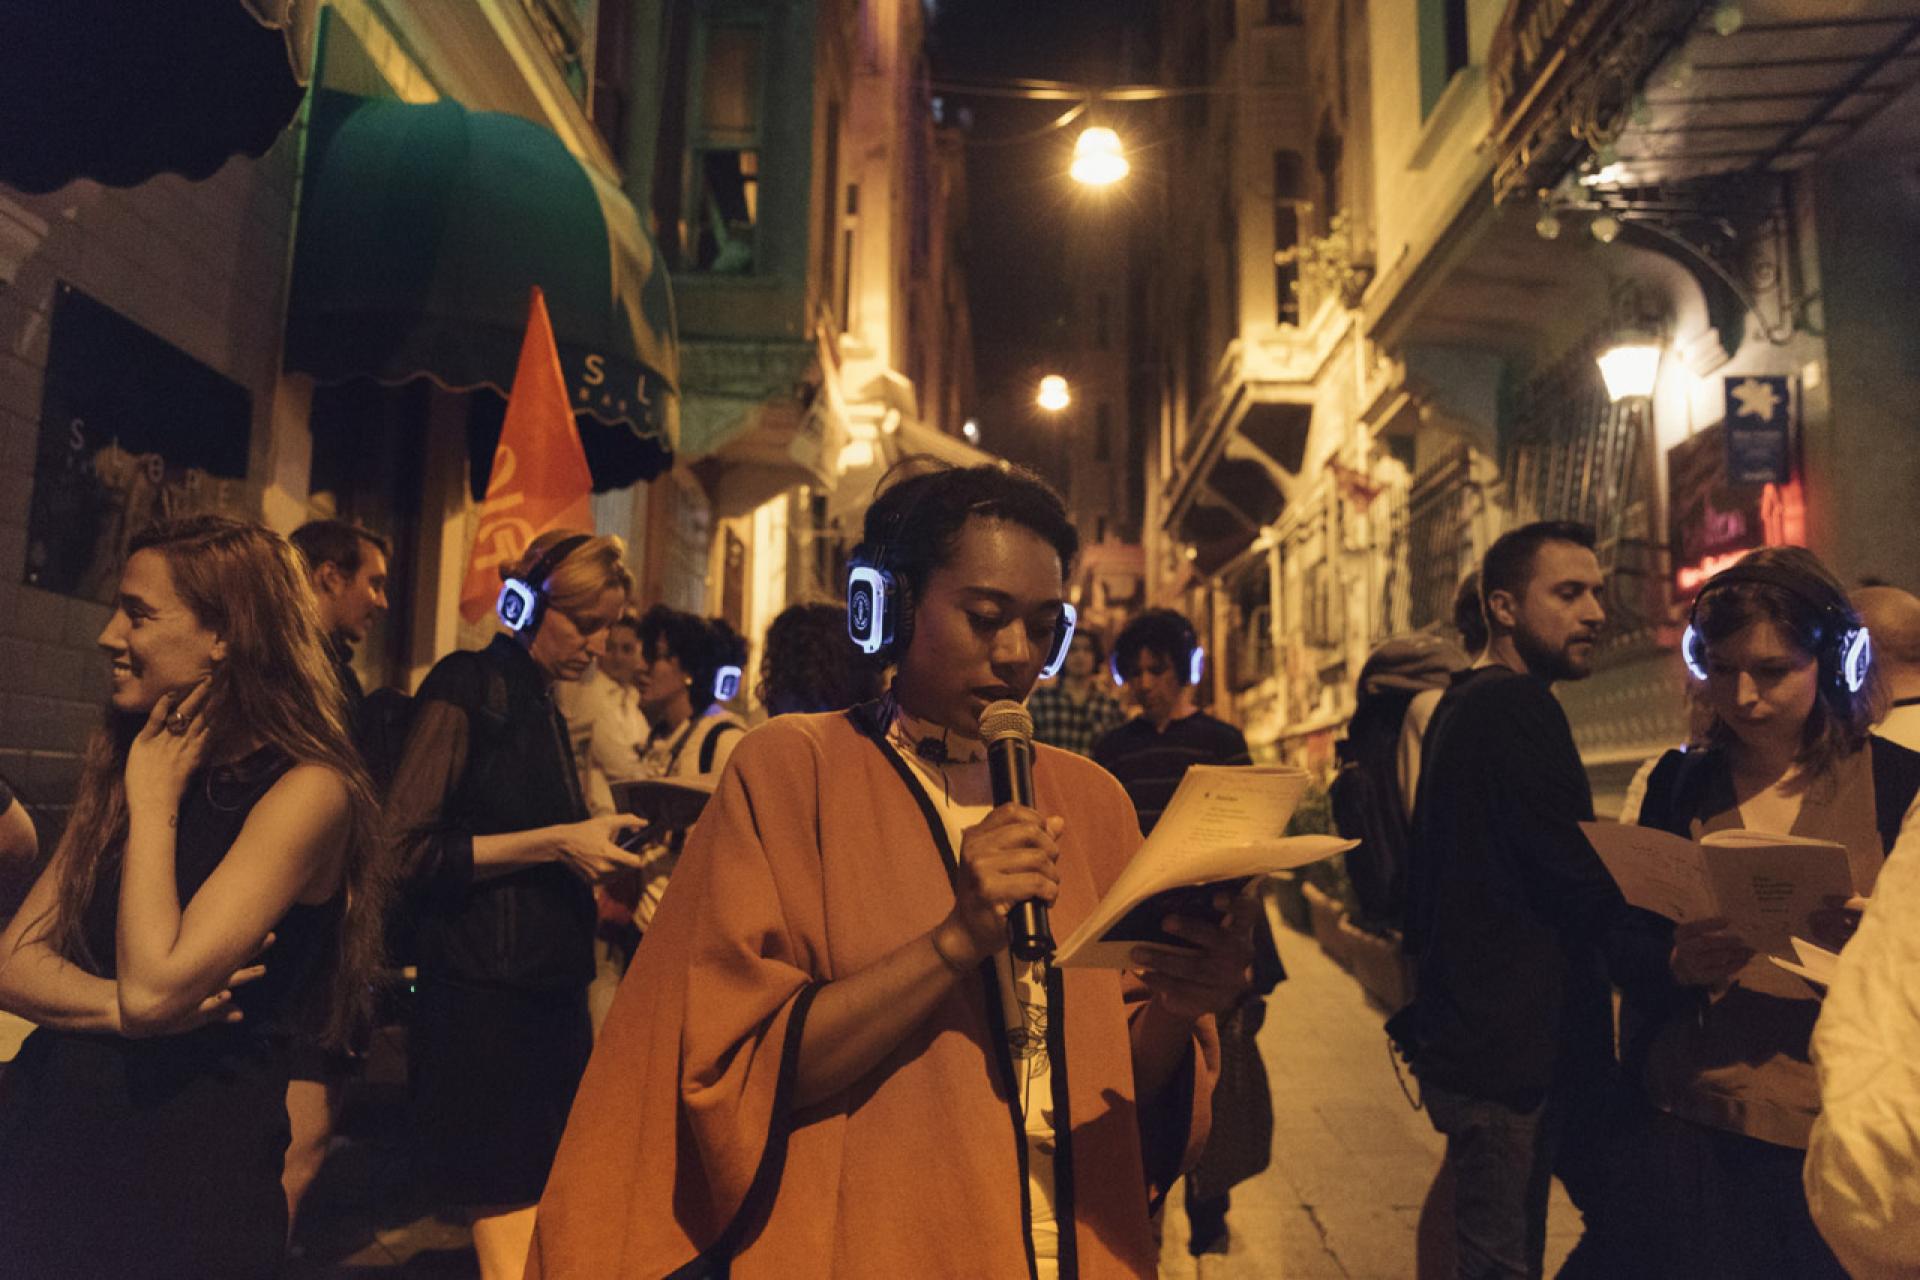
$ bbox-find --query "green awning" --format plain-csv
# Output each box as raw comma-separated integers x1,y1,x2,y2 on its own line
286,90,679,474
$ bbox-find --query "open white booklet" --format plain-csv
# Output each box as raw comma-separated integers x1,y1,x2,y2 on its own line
1055,764,1356,968
1579,822,1856,959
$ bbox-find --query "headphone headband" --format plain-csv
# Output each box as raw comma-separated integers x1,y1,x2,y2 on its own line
1689,562,1856,633
1682,558,1871,693
523,535,593,591
846,541,1075,675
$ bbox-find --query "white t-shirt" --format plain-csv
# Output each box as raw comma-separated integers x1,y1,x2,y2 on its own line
887,710,1059,1277
554,667,616,779
589,682,651,784
637,709,746,781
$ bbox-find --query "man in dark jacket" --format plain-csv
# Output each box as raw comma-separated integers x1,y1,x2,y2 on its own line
1095,608,1270,1265
1397,521,1660,1278
284,518,392,1227
290,518,391,737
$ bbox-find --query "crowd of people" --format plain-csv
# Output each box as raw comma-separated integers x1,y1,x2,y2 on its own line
0,461,1918,1279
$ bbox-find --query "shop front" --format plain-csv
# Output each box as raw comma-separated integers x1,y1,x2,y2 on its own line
283,19,681,686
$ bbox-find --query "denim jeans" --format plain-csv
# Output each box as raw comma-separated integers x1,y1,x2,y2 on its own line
1422,1078,1628,1280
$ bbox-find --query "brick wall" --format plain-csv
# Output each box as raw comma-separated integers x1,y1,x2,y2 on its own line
0,135,299,837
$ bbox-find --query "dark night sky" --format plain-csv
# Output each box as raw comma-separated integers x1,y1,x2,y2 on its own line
928,0,1154,482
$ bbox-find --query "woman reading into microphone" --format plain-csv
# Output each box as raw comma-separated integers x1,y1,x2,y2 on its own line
530,461,1249,1278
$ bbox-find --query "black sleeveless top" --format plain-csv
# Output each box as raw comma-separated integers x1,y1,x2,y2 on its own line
0,746,343,1279
75,746,342,1039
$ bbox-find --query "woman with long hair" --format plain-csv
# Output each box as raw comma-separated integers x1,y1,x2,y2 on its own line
1615,545,1920,1276
0,515,385,1278
383,529,644,1280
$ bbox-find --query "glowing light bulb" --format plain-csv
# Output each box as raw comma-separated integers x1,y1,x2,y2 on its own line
1596,343,1662,402
1069,127,1130,186
1037,375,1071,412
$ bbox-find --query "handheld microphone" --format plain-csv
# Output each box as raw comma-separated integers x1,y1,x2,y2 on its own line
980,699,1053,963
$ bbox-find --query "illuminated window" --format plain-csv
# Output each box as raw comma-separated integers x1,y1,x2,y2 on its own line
691,25,763,273
654,10,765,274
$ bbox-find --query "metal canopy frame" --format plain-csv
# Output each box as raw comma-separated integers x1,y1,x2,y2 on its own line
1616,8,1920,184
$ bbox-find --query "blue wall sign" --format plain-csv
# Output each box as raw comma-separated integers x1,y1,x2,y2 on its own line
1724,375,1793,485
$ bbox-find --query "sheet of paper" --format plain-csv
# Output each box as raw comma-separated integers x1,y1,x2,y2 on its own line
1148,765,1312,854
1701,832,1853,959
1055,764,1352,968
1579,822,1718,923
1769,936,1841,991
1056,837,1356,968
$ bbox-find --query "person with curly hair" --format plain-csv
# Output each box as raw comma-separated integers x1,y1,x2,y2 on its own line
756,601,885,717
634,605,750,779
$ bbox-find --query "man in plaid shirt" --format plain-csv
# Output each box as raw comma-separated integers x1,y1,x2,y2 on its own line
1026,628,1127,756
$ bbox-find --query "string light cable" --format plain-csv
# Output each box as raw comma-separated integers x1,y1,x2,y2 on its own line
929,76,1282,147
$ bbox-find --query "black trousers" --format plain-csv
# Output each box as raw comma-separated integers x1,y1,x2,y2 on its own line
1605,1102,1846,1279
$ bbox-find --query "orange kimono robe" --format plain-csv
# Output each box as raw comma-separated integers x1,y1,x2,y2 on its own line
527,708,1219,1279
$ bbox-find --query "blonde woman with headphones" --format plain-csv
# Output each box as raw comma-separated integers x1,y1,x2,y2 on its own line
384,530,647,1280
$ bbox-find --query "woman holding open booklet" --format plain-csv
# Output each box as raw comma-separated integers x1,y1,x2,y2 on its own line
1608,547,1920,1277
525,461,1258,1279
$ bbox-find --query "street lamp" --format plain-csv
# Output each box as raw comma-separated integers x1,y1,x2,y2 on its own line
1070,126,1129,186
1596,341,1662,402
1037,375,1071,411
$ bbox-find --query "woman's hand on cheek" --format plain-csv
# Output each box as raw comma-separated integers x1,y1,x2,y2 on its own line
124,678,212,819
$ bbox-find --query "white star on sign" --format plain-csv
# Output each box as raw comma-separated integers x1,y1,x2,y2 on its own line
1731,378,1782,421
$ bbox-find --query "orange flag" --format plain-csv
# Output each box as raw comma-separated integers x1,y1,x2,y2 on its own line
459,287,596,623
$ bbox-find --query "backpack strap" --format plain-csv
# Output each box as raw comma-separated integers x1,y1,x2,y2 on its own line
698,720,744,774
1869,736,1920,852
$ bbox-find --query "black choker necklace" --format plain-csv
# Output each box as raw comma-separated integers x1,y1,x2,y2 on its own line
914,735,983,766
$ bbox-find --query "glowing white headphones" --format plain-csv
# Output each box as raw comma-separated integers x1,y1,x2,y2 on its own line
1110,624,1204,687
1681,562,1872,695
497,535,592,634
846,551,1077,678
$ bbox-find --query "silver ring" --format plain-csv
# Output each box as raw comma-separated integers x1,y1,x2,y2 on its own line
165,712,189,736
